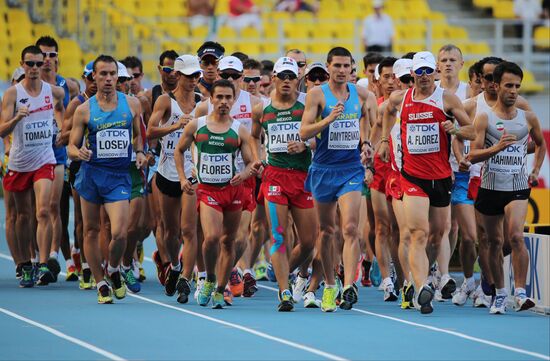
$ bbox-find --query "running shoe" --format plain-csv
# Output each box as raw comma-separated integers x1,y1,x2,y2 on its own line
110,271,127,299
19,265,34,288
165,268,181,296
383,280,398,302
490,294,507,314
340,285,358,310
197,280,215,306
415,285,435,314
97,284,113,304
123,268,141,293
439,274,457,299
80,268,93,290
15,264,23,279
137,241,144,264
176,277,192,304
401,282,415,309
212,291,225,309
254,261,268,281
47,257,61,282
473,286,491,308
36,264,55,286
223,287,233,306
514,292,535,312
228,268,244,297
278,289,294,312
303,291,321,308
389,261,397,285
71,250,82,274
266,262,277,282
152,250,167,285
291,275,308,303
370,258,382,287
194,277,205,301
66,264,79,282
321,287,338,312
452,279,476,306
361,259,372,287
242,272,258,297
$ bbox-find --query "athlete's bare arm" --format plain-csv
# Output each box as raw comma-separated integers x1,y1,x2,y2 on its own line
60,96,83,145
194,100,209,118
0,87,25,138
378,90,405,162
443,91,475,141
66,78,80,99
469,113,516,164
370,100,386,144
141,88,152,108
138,95,152,126
357,85,373,148
68,103,92,162
127,95,147,169
146,94,183,140
234,124,262,186
174,118,199,193
250,101,263,161
52,85,65,133
526,111,547,184
299,86,342,140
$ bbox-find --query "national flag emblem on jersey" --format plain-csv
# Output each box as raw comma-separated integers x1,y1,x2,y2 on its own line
496,121,505,132
45,96,51,104
240,104,247,112
268,185,281,196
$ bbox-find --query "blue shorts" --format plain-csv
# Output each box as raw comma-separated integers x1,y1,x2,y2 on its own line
53,145,67,165
451,171,474,206
75,163,131,204
305,163,364,203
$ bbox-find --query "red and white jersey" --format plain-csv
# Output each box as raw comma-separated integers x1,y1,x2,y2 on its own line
400,86,453,180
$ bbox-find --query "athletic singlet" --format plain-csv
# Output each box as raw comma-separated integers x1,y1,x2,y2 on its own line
157,97,195,181
314,83,361,166
9,81,56,172
262,92,310,171
86,92,133,170
481,109,529,192
400,86,453,180
470,92,492,178
389,113,402,171
193,116,240,187
435,80,468,102
207,90,253,172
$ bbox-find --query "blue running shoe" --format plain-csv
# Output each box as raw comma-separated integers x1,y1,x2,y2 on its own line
123,268,141,293
197,280,215,306
19,265,34,288
370,258,382,287
36,264,55,286
266,262,277,282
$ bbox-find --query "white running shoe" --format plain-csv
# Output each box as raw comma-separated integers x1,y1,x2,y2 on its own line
383,279,398,302
438,273,456,300
514,292,535,312
490,294,507,314
292,275,308,303
303,291,321,308
452,279,476,306
132,260,141,280
194,278,205,301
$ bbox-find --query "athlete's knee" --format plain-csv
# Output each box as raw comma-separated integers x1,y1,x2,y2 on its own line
319,225,335,240
180,225,196,243
508,232,525,249
409,228,428,245
35,205,49,224
111,228,127,243
49,198,60,215
219,236,234,252
341,222,359,242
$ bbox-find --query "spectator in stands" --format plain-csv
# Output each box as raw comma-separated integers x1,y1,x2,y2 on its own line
361,0,394,53
228,0,262,32
275,0,319,13
188,0,215,29
121,56,145,96
514,0,543,37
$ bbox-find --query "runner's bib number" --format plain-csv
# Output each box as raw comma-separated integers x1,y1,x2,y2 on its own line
488,144,523,174
406,123,440,154
328,118,360,150
199,152,233,184
162,129,183,158
268,121,301,153
23,118,53,149
96,129,130,158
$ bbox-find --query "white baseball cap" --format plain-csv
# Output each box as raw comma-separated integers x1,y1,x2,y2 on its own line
174,54,202,75
412,51,436,71
393,58,413,78
273,57,299,76
374,64,380,80
117,61,131,79
356,78,369,88
218,56,243,72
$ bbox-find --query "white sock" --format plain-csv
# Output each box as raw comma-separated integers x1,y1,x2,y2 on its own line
82,262,90,270
107,264,119,275
66,259,75,268
198,271,207,279
31,256,39,264
171,262,181,272
514,287,526,296
465,276,475,288
97,280,108,289
496,288,508,296
49,251,58,259
244,268,253,276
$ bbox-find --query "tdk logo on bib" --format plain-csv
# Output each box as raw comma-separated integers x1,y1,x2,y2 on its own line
271,123,298,132
26,121,50,130
203,154,229,162
409,123,437,132
505,145,522,153
333,120,357,129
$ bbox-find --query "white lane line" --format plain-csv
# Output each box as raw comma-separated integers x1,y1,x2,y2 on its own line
0,307,126,361
0,252,348,361
257,284,550,361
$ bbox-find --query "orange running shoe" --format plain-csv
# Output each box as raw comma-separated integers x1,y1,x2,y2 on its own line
228,268,244,297
223,286,233,306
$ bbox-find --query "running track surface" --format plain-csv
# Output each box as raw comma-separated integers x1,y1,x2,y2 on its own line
0,203,549,361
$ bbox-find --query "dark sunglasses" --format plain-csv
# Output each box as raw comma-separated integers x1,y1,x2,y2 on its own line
414,67,435,76
243,76,261,83
42,51,58,58
86,74,94,81
117,77,131,84
276,72,298,80
483,73,494,82
399,74,413,84
183,72,201,79
25,61,44,68
132,72,142,78
260,82,271,87
201,58,219,66
219,72,242,80
296,61,307,68
307,73,328,82
160,66,174,73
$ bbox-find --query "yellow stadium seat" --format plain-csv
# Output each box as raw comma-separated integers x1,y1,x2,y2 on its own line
262,21,280,39
521,70,544,93
283,22,312,39
492,0,515,18
241,26,260,39
466,41,492,54
218,25,238,40
161,23,190,38
293,11,314,22
190,25,209,39
534,26,550,48
447,26,468,40
261,42,280,56
32,23,56,38
237,42,261,57
473,0,497,8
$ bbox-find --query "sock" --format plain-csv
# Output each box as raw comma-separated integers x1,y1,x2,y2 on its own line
107,264,119,276
171,262,181,272
82,262,90,270
198,271,207,279
465,276,475,288
122,264,132,272
236,267,243,277
382,277,393,286
514,287,526,296
66,259,75,268
496,288,508,296
97,280,108,289
325,284,336,288
31,256,39,264
244,268,253,276
49,251,58,259
71,246,80,254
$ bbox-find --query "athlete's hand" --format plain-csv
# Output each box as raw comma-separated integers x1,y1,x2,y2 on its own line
378,141,390,163
249,160,263,177
14,106,29,121
146,153,156,166
326,102,344,124
496,129,517,151
181,179,195,194
364,168,374,186
136,152,147,169
177,114,193,129
528,170,539,187
287,141,306,154
361,142,374,165
458,157,471,172
78,145,92,161
442,120,457,135
230,172,245,186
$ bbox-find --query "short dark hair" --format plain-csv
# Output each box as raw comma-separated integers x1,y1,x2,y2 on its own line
21,45,43,61
493,61,523,84
93,54,117,72
478,56,504,73
327,47,352,64
363,52,384,68
378,56,398,75
36,35,59,51
243,58,261,71
401,52,416,60
159,50,178,66
211,79,236,96
197,41,225,55
468,61,480,80
261,60,274,72
231,52,249,62
121,56,143,73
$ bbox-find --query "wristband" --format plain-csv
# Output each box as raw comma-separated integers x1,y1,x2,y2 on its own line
366,166,376,175
135,150,145,156
380,137,389,143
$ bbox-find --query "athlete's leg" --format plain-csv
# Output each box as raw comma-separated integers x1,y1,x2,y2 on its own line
59,181,71,260
48,165,64,257
99,206,110,262
455,204,477,279
337,191,362,287
72,189,85,262
215,209,242,293
264,201,290,292
234,210,252,264
12,189,33,263
159,192,182,267
371,189,392,280
387,203,404,288
34,178,53,264
315,200,338,285
480,214,505,288
4,188,22,264
124,196,144,268
392,198,410,283
476,210,492,283
180,192,198,280
80,198,103,283
103,200,130,268
151,174,167,261
403,195,431,289
504,199,529,289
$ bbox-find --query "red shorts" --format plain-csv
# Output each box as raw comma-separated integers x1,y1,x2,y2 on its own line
241,177,257,212
259,165,313,209
385,169,403,201
467,176,481,201
370,154,391,194
196,183,244,213
2,163,55,192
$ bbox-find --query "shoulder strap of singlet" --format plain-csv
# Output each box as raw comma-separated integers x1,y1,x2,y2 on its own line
194,92,202,104
76,94,86,104
168,91,176,100
152,84,163,107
